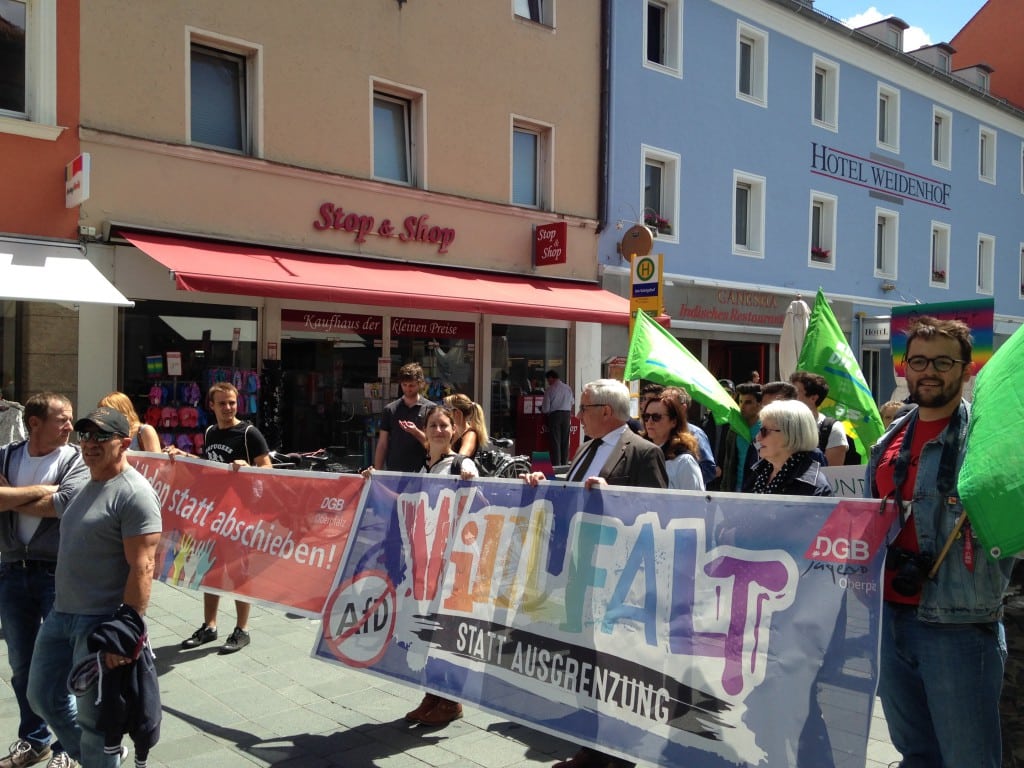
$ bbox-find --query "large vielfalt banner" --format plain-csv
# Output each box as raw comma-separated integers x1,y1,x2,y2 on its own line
130,453,362,615
312,473,896,768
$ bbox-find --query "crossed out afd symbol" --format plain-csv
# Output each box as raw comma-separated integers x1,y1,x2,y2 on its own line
635,256,656,282
322,570,397,667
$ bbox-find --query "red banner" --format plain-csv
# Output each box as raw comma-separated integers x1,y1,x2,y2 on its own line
130,454,363,615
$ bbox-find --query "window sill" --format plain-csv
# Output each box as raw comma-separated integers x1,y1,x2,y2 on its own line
0,116,64,141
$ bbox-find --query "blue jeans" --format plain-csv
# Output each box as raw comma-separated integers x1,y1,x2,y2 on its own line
27,611,120,768
879,603,1006,768
0,562,58,750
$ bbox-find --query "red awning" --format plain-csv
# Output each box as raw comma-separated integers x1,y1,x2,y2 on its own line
124,232,630,325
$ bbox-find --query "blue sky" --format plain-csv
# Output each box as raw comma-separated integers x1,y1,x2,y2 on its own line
812,2,987,50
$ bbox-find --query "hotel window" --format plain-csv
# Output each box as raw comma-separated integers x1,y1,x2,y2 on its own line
733,170,766,257
930,222,950,287
809,191,836,268
642,145,680,241
977,235,994,294
932,106,952,169
372,82,425,187
0,0,60,140
511,118,552,209
644,0,681,76
1019,244,1024,298
736,23,768,106
979,125,996,184
874,208,898,278
877,83,900,153
811,55,838,130
188,31,261,156
514,0,554,26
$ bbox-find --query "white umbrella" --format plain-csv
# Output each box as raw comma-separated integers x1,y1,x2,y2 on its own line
779,297,810,380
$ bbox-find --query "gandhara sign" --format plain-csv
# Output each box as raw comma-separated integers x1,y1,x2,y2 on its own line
810,143,951,209
534,222,567,266
313,202,456,254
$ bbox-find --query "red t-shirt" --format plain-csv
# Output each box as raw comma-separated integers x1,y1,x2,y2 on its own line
874,416,949,604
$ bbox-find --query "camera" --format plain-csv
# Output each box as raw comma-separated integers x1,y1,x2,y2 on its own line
885,546,936,597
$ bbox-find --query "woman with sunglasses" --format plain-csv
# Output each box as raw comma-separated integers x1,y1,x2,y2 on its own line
641,393,704,491
743,400,832,496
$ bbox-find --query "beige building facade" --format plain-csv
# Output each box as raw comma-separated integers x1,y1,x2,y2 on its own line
73,1,622,455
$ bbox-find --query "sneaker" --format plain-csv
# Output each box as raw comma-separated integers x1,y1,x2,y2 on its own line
0,741,51,768
180,623,217,648
219,626,250,654
43,753,78,768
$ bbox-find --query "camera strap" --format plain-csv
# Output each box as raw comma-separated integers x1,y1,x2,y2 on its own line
891,405,963,521
891,405,969,576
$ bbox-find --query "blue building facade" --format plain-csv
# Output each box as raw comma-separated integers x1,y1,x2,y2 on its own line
600,0,1024,401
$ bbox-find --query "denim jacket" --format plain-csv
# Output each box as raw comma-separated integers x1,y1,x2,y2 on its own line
866,401,1014,624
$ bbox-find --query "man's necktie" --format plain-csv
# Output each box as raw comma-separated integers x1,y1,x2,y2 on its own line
569,437,603,482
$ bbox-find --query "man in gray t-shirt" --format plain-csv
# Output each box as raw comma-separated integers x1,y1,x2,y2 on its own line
26,407,162,768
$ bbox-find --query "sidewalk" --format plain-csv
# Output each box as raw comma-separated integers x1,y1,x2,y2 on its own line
0,581,901,767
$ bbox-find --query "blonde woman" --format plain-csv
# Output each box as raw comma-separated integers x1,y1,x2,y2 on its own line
443,393,489,457
98,391,161,451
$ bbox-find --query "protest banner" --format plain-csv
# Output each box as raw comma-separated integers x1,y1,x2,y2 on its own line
130,453,362,615
313,473,895,767
822,464,867,498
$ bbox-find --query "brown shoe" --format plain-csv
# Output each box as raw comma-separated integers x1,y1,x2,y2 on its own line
415,696,463,726
405,693,439,723
552,748,635,768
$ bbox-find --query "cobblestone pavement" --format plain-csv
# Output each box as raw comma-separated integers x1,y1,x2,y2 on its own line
0,581,900,767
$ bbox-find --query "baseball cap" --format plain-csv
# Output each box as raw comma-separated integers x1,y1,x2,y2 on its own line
718,378,736,392
74,407,130,437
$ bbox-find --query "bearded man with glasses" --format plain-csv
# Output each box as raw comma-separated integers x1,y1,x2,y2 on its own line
866,316,1015,768
26,407,162,768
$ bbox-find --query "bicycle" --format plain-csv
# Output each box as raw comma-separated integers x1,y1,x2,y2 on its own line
475,438,532,478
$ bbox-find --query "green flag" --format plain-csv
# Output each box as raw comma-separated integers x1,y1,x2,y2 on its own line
796,289,883,461
625,310,747,438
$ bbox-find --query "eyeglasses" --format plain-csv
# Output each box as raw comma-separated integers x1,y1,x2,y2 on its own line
76,431,122,443
905,355,966,373
757,427,782,439
641,413,664,423
578,403,606,413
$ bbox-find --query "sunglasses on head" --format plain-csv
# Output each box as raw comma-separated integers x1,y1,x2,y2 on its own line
76,431,122,443
641,412,665,423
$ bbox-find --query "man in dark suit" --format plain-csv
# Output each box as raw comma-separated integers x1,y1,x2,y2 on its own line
523,378,667,768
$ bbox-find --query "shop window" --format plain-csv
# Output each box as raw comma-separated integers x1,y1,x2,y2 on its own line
390,318,476,402
932,106,951,169
0,300,20,401
514,0,553,27
189,32,261,155
877,83,900,153
733,170,765,257
642,144,679,240
930,222,950,287
512,118,552,209
979,125,996,184
874,208,898,278
736,22,767,106
812,55,838,130
977,234,994,294
489,323,567,443
645,0,681,76
0,0,60,140
372,81,425,187
121,300,259,448
809,191,836,268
